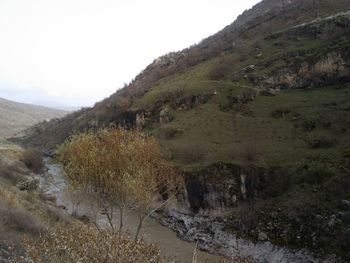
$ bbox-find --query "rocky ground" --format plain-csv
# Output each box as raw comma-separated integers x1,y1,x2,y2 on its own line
154,208,346,263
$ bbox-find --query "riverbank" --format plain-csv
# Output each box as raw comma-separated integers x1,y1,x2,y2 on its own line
155,210,340,263
42,158,221,263
42,158,342,263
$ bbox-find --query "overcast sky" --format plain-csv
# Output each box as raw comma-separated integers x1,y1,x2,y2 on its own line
0,0,260,108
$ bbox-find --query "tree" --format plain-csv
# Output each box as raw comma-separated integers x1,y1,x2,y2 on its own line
58,128,183,238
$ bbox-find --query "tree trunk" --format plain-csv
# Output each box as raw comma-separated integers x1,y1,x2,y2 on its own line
119,205,123,231
134,215,145,241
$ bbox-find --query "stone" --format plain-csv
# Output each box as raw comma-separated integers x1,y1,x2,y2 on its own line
246,64,256,72
159,108,171,124
258,231,269,241
136,112,146,130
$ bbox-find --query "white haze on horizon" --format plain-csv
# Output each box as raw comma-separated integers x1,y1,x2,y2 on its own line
0,0,261,108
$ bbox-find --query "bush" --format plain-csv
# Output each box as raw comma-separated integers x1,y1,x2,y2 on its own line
20,148,43,173
158,126,182,139
239,88,257,103
0,198,44,259
0,165,22,185
271,107,291,118
0,200,44,236
304,166,334,185
209,59,232,80
22,225,161,263
302,118,316,131
306,133,337,149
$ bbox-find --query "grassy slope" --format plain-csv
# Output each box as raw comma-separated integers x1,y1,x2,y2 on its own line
130,14,350,174
126,13,350,257
0,97,67,138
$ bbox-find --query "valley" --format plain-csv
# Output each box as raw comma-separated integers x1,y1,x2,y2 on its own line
2,0,350,262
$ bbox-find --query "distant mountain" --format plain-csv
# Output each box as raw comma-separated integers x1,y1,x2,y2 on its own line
0,97,67,138
33,100,82,112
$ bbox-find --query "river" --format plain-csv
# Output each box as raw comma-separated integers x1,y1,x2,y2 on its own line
40,159,221,263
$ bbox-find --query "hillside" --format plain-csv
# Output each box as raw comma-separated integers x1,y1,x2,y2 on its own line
15,0,350,260
0,97,67,138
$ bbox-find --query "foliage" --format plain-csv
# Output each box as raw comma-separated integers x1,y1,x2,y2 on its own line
209,58,233,80
305,132,337,149
21,224,162,263
58,128,183,236
20,148,43,173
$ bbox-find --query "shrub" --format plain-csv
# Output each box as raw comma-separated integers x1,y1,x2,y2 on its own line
209,59,232,80
0,200,44,236
271,107,291,118
20,148,43,173
239,88,257,103
0,164,22,185
22,225,161,263
302,118,316,131
304,166,334,185
0,198,44,259
306,133,337,149
158,126,182,139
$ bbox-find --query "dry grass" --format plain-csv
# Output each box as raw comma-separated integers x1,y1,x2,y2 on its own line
0,97,67,138
22,224,162,263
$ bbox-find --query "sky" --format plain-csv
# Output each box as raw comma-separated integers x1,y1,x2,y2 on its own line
0,0,260,108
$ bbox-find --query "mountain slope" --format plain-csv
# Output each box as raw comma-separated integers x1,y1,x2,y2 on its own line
0,97,67,138
15,0,350,259
17,0,350,153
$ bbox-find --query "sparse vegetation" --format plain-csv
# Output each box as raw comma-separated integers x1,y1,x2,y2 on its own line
22,224,162,263
305,132,337,149
20,148,43,173
0,97,66,138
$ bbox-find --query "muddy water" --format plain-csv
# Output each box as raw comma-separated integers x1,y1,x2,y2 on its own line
40,159,221,263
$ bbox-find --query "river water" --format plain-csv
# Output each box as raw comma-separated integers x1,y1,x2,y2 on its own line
40,159,221,263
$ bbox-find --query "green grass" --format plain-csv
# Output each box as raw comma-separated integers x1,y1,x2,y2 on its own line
130,18,350,172
145,83,350,172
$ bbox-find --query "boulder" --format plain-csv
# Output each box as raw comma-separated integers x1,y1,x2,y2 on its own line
159,108,171,124
258,231,269,241
246,64,256,72
136,112,146,130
